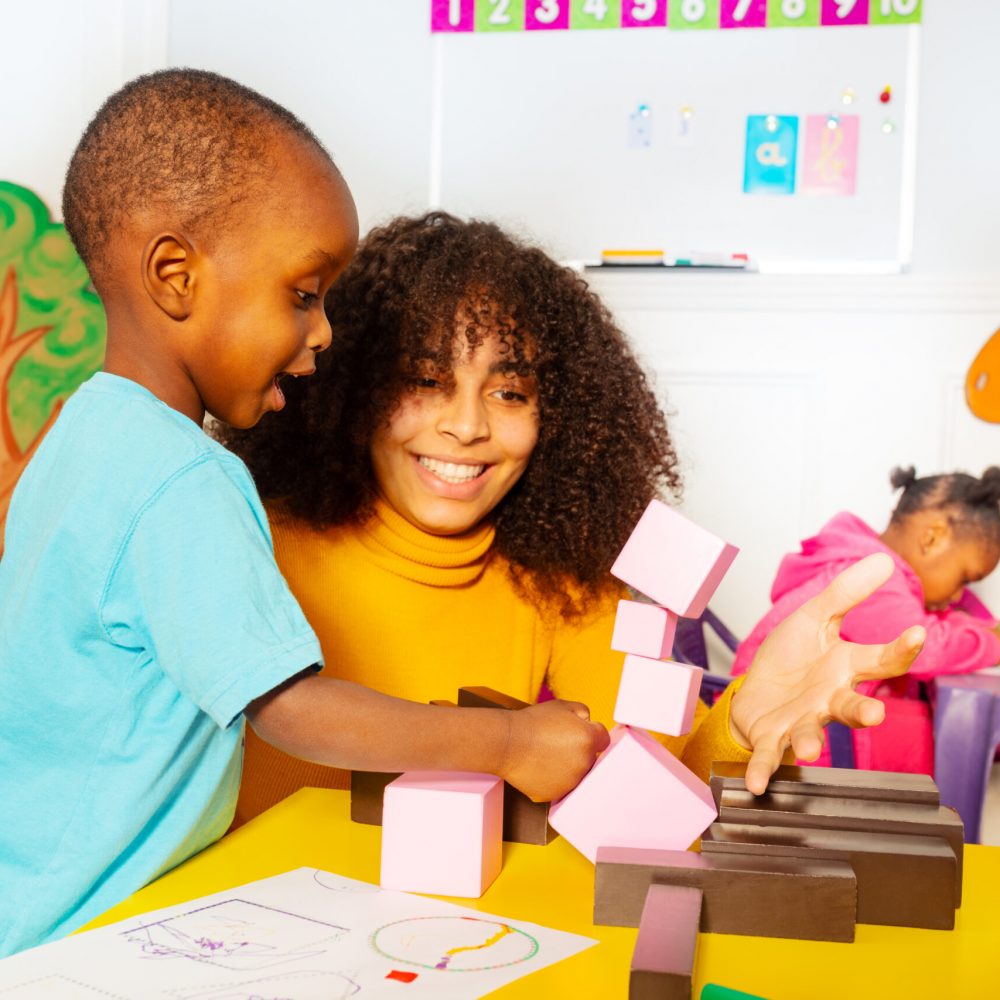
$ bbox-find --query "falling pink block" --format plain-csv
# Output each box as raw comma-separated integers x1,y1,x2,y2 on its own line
614,655,704,736
610,600,677,660
548,726,717,863
611,500,739,618
380,772,503,897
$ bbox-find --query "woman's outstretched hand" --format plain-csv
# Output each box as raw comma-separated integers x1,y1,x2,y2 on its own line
729,552,926,795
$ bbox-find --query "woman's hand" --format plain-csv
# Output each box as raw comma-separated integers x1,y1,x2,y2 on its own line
729,552,926,794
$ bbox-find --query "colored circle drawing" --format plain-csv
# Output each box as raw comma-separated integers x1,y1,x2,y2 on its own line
370,916,540,972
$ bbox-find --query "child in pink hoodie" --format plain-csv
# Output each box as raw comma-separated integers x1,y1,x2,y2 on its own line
732,466,1000,774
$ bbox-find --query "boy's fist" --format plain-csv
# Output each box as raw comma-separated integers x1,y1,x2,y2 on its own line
500,700,609,803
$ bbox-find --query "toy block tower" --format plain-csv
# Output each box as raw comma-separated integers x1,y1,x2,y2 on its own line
550,499,739,859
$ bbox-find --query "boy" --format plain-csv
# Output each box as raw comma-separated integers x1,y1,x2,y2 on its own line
0,70,607,956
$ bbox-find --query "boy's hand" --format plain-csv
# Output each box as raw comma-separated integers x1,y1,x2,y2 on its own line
730,552,926,795
501,700,610,803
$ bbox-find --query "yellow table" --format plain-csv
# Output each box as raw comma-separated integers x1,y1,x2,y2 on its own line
87,789,997,999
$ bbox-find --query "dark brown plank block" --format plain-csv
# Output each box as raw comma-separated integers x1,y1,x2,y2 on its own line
709,761,939,808
630,884,702,1000
457,686,531,711
594,846,857,942
717,788,964,905
429,699,457,707
701,822,956,928
349,769,400,826
456,685,556,845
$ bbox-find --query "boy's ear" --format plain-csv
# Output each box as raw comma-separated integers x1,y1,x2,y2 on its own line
921,517,951,555
141,233,196,320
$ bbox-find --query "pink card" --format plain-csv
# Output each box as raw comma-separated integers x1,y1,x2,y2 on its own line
526,0,571,29
820,0,869,26
721,0,767,28
622,0,668,28
801,114,859,196
431,0,475,31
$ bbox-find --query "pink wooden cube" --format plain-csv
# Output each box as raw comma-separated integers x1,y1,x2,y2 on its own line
548,726,717,863
610,600,677,660
380,772,503,897
611,500,739,618
614,655,703,736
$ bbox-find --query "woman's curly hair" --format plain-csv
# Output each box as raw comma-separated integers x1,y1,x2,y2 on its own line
218,212,681,616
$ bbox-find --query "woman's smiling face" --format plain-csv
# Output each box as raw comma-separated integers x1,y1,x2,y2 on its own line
369,332,540,536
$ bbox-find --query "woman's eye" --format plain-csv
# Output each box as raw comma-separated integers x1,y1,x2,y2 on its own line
495,388,527,403
412,376,441,390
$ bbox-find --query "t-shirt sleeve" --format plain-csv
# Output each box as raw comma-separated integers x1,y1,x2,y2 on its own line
99,455,322,729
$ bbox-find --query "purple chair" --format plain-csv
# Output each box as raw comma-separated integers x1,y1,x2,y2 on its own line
932,673,1000,844
677,607,856,769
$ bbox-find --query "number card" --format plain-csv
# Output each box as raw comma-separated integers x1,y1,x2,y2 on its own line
621,0,668,27
744,114,799,194
527,0,571,28
721,0,767,29
869,0,920,24
801,114,859,195
572,0,622,28
477,0,526,31
820,0,869,26
432,0,476,31
668,0,720,30
767,0,820,27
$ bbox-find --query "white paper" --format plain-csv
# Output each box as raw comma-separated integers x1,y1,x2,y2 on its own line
0,868,596,999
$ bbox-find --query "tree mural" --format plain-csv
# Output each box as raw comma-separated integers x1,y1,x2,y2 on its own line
0,181,106,550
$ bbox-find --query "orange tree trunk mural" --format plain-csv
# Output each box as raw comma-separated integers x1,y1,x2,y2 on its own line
0,182,106,553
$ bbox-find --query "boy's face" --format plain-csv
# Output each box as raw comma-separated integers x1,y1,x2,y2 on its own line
189,142,358,429
910,531,999,610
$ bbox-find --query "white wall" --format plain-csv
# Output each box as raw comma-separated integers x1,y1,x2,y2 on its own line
3,0,999,658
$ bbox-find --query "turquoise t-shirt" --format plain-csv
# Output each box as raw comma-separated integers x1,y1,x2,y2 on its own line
0,373,322,956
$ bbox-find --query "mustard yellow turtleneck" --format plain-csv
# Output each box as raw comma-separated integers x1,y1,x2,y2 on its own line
234,498,751,826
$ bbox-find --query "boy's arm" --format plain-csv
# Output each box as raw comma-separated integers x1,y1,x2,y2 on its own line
246,673,609,803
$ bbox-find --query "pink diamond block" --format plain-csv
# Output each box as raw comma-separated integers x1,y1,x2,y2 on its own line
611,500,739,618
380,772,503,897
611,600,678,660
548,726,717,863
614,655,703,736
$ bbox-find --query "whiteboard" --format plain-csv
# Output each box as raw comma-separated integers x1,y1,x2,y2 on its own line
435,24,918,270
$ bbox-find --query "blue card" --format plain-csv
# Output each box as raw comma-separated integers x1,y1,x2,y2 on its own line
744,115,799,195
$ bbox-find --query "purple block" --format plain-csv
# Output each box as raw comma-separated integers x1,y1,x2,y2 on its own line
622,0,668,28
548,725,717,862
610,500,739,618
614,655,703,736
820,0,869,26
611,600,678,660
431,0,475,32
721,0,767,28
381,772,503,896
526,0,570,30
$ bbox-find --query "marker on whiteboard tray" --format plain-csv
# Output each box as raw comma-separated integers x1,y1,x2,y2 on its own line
600,249,665,267
667,252,753,270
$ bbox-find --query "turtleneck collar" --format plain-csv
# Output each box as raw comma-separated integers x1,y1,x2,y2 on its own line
354,496,496,586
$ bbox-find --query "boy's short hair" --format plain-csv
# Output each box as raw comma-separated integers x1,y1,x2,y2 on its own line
62,68,328,290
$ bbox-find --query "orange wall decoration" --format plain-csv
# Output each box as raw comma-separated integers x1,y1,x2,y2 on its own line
966,326,1000,424
0,181,106,551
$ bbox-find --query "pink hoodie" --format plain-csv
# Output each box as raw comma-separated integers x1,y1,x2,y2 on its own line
732,512,1000,771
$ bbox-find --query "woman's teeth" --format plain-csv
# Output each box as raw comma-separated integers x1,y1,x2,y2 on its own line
418,457,485,483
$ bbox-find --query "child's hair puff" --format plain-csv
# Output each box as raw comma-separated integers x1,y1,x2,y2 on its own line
219,212,681,616
889,465,1000,545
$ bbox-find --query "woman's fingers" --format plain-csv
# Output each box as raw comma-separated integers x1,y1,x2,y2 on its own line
851,625,926,684
796,553,896,628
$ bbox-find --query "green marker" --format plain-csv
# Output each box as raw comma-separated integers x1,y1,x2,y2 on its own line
702,984,768,1000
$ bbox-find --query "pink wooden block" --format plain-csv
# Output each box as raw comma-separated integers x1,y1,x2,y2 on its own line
380,772,503,897
611,600,677,660
614,655,703,736
548,726,717,863
611,500,739,618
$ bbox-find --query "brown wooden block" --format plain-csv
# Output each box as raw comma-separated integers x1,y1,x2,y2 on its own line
594,845,857,942
429,699,457,707
457,686,531,711
630,885,702,1000
709,761,939,808
349,769,400,826
717,788,964,906
701,822,956,928
456,685,557,845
